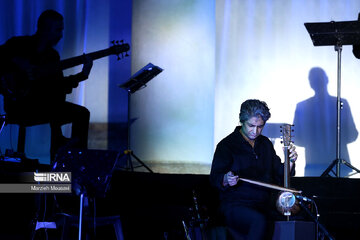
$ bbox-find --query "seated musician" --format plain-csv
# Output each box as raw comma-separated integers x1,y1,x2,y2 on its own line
0,9,93,162
210,99,298,239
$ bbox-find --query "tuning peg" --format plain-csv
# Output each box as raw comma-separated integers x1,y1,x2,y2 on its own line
111,40,123,46
111,39,130,60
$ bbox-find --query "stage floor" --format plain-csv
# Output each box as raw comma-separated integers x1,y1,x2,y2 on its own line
1,160,360,239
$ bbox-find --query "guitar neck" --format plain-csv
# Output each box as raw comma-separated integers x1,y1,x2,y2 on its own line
59,42,130,70
60,48,113,70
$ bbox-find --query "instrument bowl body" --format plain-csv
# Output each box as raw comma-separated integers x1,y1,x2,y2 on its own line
276,191,300,216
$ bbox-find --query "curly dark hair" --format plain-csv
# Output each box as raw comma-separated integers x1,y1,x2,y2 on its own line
239,99,271,123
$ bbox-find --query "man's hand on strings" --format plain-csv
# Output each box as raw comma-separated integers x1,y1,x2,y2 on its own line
287,143,298,171
288,143,298,163
81,54,93,78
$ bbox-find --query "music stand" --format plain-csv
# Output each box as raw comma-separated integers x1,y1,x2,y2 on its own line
304,20,360,177
118,63,163,172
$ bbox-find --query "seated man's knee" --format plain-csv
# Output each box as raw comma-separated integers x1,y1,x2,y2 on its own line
223,205,268,239
248,211,267,235
77,105,90,120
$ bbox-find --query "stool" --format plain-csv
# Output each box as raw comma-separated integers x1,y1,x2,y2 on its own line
4,114,50,159
59,214,124,240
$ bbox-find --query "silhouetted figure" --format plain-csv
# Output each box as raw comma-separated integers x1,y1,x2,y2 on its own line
0,10,93,162
353,13,360,59
353,44,360,59
293,67,358,176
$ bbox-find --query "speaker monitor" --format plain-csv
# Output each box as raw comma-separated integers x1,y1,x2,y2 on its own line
272,221,315,240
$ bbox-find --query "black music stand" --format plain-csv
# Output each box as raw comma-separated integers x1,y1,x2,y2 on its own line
118,63,163,172
304,20,360,177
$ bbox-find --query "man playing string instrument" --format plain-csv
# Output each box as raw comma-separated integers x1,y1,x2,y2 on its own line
210,99,298,239
0,9,93,162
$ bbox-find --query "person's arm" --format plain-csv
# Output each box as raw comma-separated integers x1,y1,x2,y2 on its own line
210,142,236,190
63,54,93,93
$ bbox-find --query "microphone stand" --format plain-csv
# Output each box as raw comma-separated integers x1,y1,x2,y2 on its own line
298,200,334,240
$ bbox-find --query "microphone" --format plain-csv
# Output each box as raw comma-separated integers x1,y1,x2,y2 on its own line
296,195,313,202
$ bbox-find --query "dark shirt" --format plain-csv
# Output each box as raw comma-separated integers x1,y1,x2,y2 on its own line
0,35,83,112
210,126,292,208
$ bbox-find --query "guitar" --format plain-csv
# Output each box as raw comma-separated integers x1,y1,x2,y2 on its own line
1,40,130,100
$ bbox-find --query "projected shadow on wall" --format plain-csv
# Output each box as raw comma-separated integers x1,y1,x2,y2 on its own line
293,67,358,176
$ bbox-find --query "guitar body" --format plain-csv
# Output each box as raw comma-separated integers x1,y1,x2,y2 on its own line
1,36,66,103
4,61,64,102
1,69,30,101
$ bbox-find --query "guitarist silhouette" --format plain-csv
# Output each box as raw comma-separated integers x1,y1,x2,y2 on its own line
0,9,93,162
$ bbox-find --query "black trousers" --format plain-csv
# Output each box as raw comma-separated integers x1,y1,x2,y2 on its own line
5,99,90,161
49,101,90,148
221,202,275,240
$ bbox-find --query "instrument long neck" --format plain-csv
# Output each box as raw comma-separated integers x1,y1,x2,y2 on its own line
59,42,130,70
284,146,290,188
60,48,113,70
